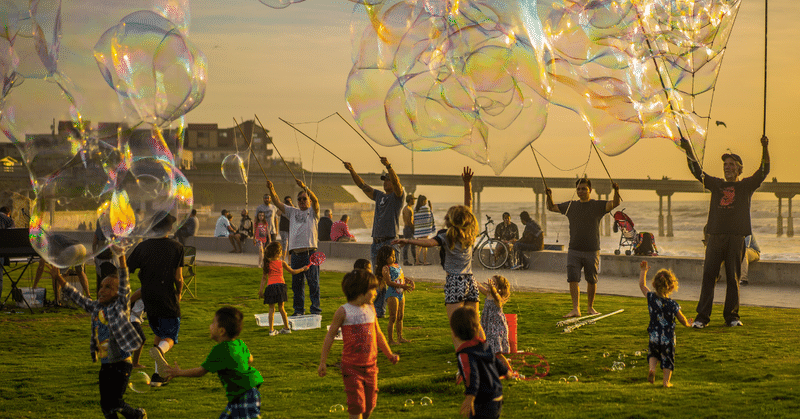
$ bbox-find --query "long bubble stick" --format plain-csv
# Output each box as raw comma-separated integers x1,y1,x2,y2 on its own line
562,309,624,333
278,117,344,163
763,0,768,136
556,312,603,327
336,112,381,159
232,117,270,182
590,140,622,202
254,114,299,182
529,145,548,191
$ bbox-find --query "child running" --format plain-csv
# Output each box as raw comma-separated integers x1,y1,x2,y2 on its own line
375,245,415,344
165,307,264,419
253,211,270,268
451,307,508,419
638,260,692,387
259,241,309,336
478,275,514,376
318,269,400,419
394,168,481,345
51,248,146,419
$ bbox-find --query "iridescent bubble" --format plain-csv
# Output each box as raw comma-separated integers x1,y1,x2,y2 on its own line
258,0,306,9
634,351,642,357
221,153,247,185
603,352,610,358
559,377,567,383
420,397,433,406
129,371,151,393
328,404,345,413
93,10,207,127
404,399,414,407
568,375,579,382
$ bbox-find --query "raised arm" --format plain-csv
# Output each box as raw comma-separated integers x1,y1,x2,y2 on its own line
319,306,347,377
680,138,704,182
606,182,621,212
382,157,404,198
462,167,473,209
344,162,376,200
638,260,650,296
267,180,286,214
393,237,439,248
755,135,770,180
297,179,320,216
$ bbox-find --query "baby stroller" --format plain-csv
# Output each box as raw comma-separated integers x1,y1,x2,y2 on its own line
612,210,637,255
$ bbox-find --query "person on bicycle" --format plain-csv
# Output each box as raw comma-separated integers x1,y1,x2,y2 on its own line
512,211,543,270
494,212,519,268
546,177,621,318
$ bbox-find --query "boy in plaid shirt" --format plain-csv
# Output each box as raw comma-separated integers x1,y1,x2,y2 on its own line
53,249,146,419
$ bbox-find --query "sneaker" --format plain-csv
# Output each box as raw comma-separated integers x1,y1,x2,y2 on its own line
269,330,279,336
729,319,744,327
691,320,707,329
279,328,292,334
290,313,303,317
510,264,523,270
135,407,147,419
149,373,169,387
149,346,169,373
740,279,749,286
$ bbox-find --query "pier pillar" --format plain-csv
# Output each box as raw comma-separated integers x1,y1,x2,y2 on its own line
788,197,794,237
777,197,783,236
658,195,664,237
667,195,674,237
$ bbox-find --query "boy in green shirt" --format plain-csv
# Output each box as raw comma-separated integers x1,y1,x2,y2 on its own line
165,307,263,419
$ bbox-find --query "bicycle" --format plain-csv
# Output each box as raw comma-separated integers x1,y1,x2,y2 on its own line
473,215,508,269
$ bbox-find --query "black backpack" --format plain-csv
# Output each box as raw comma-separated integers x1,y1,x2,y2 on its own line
633,232,658,256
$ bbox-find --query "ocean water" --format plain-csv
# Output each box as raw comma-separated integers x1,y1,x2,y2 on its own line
350,200,800,262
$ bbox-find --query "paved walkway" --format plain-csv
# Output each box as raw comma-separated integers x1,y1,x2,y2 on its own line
196,250,800,310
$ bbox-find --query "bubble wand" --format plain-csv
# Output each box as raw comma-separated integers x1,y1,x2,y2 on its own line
529,144,548,191
589,140,622,202
254,114,300,183
562,309,624,333
277,117,344,163
335,112,382,159
232,117,270,182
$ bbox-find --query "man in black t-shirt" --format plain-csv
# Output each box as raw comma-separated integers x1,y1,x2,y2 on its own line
681,136,769,328
127,213,184,387
512,211,543,269
494,212,519,268
547,178,620,318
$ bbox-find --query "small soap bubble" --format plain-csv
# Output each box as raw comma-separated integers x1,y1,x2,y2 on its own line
420,397,433,406
404,399,414,407
559,377,567,383
128,371,151,393
634,351,642,357
568,375,579,382
603,352,610,358
329,404,345,413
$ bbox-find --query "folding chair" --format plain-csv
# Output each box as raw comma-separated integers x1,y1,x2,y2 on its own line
181,246,197,298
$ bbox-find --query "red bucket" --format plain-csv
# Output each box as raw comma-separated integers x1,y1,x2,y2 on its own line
505,313,518,353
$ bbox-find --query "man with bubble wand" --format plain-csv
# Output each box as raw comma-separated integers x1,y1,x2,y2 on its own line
546,175,621,318
343,156,405,318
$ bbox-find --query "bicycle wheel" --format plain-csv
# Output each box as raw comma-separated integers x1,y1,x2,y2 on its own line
477,239,508,270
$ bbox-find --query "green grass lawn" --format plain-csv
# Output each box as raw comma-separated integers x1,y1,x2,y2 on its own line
1,265,798,418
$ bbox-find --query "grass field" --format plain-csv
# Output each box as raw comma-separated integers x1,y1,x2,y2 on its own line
1,265,798,418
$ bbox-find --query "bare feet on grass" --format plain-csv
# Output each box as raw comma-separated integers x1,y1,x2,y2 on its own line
587,307,599,315
647,370,655,384
398,338,411,343
563,309,581,318
664,382,673,388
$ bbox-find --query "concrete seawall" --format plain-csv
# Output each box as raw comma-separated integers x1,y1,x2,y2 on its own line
184,236,800,287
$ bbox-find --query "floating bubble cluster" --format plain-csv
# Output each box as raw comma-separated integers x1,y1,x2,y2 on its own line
611,361,627,371
262,0,741,173
0,1,204,267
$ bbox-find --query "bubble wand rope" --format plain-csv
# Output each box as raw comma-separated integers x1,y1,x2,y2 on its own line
277,117,344,163
232,117,271,182
529,145,548,191
589,140,622,202
336,112,381,159
562,309,624,333
252,115,299,183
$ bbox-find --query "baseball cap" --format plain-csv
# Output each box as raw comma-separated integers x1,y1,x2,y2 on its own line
721,153,742,165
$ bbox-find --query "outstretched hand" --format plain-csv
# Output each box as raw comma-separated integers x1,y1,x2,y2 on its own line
164,361,181,380
380,157,391,168
266,180,274,190
640,260,648,271
545,187,552,197
343,162,353,172
296,179,307,189
611,182,619,192
679,137,692,152
318,363,327,377
462,167,473,183
761,135,769,147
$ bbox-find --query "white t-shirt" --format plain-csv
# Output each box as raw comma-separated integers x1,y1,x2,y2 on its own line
214,216,230,237
285,206,319,251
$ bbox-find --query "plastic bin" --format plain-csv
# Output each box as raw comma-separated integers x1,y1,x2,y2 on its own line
326,325,343,340
253,313,284,327
18,287,46,308
288,314,322,330
505,313,518,353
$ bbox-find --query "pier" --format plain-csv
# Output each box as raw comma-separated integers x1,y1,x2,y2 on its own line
1,169,797,237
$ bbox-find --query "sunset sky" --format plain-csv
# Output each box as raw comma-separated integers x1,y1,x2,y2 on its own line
4,0,798,202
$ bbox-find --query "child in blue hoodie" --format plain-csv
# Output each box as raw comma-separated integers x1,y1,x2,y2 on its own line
450,307,508,418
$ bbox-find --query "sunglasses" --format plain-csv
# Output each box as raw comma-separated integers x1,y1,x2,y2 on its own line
298,197,309,202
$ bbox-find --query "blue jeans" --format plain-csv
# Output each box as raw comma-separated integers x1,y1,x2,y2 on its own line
291,250,320,316
370,239,397,317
